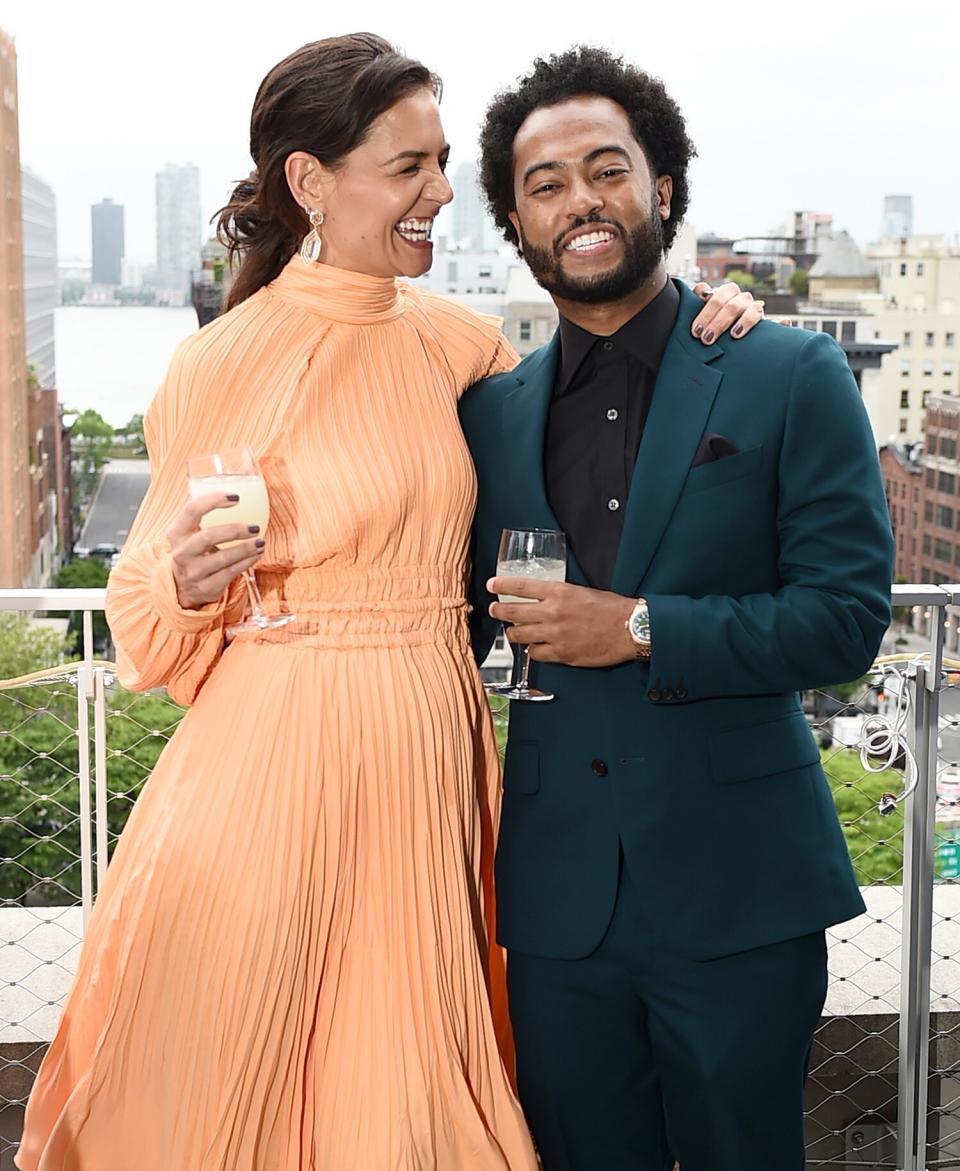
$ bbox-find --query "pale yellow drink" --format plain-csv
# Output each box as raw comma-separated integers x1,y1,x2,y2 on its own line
188,474,270,546
496,557,567,603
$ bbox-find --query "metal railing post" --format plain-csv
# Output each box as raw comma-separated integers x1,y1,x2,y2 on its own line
897,605,946,1171
76,611,96,925
93,667,109,892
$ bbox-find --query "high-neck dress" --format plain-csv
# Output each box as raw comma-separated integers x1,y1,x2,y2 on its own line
16,258,539,1171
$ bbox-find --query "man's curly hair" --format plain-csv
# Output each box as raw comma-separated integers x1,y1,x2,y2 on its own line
479,46,696,252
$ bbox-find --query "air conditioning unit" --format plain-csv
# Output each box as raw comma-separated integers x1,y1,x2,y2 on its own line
844,1117,896,1168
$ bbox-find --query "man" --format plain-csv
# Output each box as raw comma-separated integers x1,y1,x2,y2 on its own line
460,46,894,1171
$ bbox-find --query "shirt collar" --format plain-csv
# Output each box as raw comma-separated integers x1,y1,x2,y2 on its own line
555,276,681,397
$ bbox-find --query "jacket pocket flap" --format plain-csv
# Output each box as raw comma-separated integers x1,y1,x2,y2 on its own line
709,712,820,784
682,444,763,495
503,741,541,794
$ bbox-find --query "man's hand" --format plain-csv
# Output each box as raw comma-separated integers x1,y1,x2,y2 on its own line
487,577,637,668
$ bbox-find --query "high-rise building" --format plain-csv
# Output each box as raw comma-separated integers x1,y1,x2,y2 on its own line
91,198,124,286
451,162,495,252
0,28,33,588
882,195,913,240
21,167,57,388
156,162,201,305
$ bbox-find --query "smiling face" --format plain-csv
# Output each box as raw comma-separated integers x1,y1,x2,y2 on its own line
285,87,453,279
508,95,673,305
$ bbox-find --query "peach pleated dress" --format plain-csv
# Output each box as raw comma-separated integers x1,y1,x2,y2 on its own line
16,257,540,1171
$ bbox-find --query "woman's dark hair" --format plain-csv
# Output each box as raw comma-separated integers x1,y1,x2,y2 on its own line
478,46,695,252
217,34,439,310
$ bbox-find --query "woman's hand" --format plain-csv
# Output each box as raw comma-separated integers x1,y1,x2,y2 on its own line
690,281,766,344
167,493,266,611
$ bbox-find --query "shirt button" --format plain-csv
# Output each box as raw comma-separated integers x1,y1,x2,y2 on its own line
606,408,619,421
607,498,621,512
591,758,608,777
602,341,614,351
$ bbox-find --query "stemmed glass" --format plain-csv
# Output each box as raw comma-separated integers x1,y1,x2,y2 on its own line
185,446,295,637
488,527,567,702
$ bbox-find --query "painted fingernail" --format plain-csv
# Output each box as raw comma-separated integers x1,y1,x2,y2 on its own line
692,324,703,337
247,525,260,534
255,539,266,548
732,324,743,337
226,493,240,502
703,330,715,343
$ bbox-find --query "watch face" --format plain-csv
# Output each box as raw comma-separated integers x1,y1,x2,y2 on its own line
630,607,651,643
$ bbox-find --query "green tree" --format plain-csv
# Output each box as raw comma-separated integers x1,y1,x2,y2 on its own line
724,268,757,289
115,413,146,457
789,268,810,298
54,559,111,650
69,409,115,531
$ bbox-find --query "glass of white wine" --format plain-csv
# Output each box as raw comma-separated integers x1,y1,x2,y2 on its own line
488,527,566,702
185,446,294,636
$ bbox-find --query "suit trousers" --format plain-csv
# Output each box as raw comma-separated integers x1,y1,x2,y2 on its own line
506,850,828,1171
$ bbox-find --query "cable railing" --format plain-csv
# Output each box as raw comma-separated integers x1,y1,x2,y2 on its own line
1,584,960,1169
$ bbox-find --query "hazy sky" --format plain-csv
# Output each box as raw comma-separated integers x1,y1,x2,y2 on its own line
4,0,957,263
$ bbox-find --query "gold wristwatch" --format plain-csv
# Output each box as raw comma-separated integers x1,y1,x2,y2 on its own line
626,597,652,661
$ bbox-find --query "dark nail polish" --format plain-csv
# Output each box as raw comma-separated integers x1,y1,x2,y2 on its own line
692,324,703,337
703,330,715,343
732,324,743,337
226,493,240,502
247,525,260,534
255,538,266,548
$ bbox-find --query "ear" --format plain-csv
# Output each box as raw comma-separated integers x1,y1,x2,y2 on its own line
507,210,523,252
656,175,673,221
285,151,332,210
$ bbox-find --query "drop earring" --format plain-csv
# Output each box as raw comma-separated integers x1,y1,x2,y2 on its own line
299,207,325,264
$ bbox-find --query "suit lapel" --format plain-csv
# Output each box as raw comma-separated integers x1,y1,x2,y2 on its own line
610,285,724,597
502,333,589,588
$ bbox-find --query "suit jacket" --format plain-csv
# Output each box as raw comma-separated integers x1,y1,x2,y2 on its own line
459,280,894,962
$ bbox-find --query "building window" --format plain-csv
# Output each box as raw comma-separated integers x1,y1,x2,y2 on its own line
915,486,920,503
900,417,909,433
447,261,458,282
926,331,936,348
912,537,917,555
904,331,912,347
939,471,956,493
947,332,956,348
519,320,532,342
803,320,818,331
926,501,935,523
927,467,936,489
946,362,956,378
924,534,933,555
924,390,932,406
478,266,493,279
918,262,925,277
942,437,958,460
938,505,955,529
902,360,911,376
936,538,953,563
841,321,856,342
924,361,934,376
901,390,910,409
821,320,837,338
900,263,908,276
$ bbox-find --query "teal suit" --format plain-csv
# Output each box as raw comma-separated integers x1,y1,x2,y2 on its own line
459,281,894,1170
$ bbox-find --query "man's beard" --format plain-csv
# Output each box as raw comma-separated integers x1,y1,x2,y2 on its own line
519,205,665,304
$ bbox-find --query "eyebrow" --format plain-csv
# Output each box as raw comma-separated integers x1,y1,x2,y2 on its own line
382,145,451,166
522,144,632,185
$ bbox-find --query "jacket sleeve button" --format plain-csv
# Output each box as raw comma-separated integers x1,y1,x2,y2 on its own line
591,758,609,777
647,689,662,702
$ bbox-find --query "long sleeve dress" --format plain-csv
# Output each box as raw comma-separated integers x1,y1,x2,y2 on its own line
15,256,540,1171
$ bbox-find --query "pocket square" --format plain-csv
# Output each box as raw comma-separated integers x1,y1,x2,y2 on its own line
691,433,741,468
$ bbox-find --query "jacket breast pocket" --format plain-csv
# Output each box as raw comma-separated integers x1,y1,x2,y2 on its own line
682,444,763,496
708,711,820,785
503,740,541,794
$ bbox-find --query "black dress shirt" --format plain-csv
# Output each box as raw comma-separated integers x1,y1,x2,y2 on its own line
545,278,680,589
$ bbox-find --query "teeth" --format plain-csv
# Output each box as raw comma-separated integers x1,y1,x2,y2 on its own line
565,231,615,251
396,217,434,240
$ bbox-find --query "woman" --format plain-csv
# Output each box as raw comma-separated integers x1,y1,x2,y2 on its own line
17,34,761,1170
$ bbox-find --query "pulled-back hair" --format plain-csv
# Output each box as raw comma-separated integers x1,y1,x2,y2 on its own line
479,45,695,252
217,34,438,310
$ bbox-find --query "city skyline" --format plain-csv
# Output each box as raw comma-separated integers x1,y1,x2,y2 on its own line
1,0,957,264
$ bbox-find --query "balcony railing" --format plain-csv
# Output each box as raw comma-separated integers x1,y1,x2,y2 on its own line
1,584,960,1169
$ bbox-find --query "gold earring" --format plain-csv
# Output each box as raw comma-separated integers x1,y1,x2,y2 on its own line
299,207,325,264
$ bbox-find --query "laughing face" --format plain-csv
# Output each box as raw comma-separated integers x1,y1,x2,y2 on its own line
507,95,673,304
287,86,453,279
